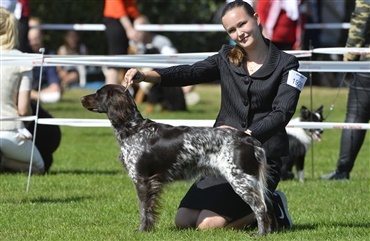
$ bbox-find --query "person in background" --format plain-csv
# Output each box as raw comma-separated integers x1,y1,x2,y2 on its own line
28,17,62,103
256,0,302,50
57,30,88,89
130,15,188,113
0,7,45,174
103,0,143,84
124,0,307,231
132,15,200,108
17,0,31,52
24,100,61,173
0,0,32,52
321,0,370,181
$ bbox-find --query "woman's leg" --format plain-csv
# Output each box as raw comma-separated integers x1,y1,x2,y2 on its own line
0,130,45,174
175,207,255,230
0,157,44,174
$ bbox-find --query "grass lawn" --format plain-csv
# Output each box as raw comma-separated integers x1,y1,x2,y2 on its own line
0,84,369,240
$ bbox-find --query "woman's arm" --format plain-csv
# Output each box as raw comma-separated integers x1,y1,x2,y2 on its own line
17,71,33,116
124,68,161,86
248,56,303,142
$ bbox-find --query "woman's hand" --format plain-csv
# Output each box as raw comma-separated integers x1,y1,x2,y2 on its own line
217,125,237,130
217,125,252,136
123,68,145,87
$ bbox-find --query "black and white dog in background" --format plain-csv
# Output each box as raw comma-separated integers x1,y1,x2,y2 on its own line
281,106,324,182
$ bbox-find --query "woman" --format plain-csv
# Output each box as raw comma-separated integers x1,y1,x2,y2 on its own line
124,0,306,231
0,7,45,174
57,30,88,88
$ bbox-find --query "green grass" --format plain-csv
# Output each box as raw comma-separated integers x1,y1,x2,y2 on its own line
1,84,369,241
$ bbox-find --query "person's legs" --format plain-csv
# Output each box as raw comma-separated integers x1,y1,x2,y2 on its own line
103,17,129,85
175,207,200,229
0,157,44,174
0,130,45,174
175,207,254,230
175,158,291,231
322,73,370,180
196,210,229,230
105,68,120,85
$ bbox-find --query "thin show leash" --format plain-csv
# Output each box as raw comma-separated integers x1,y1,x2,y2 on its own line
308,68,347,180
124,72,141,93
323,73,348,121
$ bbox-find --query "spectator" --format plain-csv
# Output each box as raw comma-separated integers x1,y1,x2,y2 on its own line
0,7,45,174
131,15,188,113
301,0,321,49
256,0,302,50
57,30,88,89
24,101,61,172
103,0,143,84
28,17,62,103
124,0,307,231
321,0,370,181
17,0,32,52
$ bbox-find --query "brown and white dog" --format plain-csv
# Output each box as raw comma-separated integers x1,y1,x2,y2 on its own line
81,84,276,235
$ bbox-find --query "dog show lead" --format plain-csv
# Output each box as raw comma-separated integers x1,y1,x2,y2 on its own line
124,0,306,232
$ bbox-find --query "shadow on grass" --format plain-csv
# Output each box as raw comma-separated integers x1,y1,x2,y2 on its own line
289,222,369,231
29,195,94,204
48,169,122,175
2,195,94,204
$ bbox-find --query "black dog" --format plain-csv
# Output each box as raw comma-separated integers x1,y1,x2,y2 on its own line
81,84,275,235
281,106,324,182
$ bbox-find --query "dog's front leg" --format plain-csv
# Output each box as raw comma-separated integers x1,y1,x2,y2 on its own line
134,180,154,231
134,176,163,232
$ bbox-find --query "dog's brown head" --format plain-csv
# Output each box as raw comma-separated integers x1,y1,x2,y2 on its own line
81,84,143,125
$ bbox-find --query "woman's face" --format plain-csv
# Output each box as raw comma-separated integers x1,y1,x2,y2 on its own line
222,7,261,49
65,30,79,49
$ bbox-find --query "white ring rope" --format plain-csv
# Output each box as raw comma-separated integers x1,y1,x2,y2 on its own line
1,117,369,130
31,23,350,32
0,116,37,121
1,48,369,72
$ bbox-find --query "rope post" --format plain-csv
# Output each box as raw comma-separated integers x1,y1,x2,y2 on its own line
26,48,45,193
309,40,315,180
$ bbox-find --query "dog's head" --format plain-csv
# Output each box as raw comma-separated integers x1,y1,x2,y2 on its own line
300,105,324,141
81,84,141,124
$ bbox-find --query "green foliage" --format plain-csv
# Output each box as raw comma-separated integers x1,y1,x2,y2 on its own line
29,0,227,55
0,85,369,240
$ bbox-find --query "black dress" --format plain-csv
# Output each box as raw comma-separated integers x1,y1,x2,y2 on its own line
178,156,282,222
179,175,253,222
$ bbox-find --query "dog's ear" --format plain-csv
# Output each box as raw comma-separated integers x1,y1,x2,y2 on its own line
316,105,324,114
300,106,310,119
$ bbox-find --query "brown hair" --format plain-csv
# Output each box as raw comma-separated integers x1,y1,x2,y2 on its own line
221,0,257,66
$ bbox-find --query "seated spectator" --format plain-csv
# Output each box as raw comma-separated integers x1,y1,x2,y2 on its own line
141,46,187,113
24,101,61,172
0,7,44,174
130,15,194,112
57,30,88,89
28,17,62,103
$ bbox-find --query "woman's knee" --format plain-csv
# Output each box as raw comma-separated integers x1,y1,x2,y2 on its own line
174,207,199,229
196,210,228,230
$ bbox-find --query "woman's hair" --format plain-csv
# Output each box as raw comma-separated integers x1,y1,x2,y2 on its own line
221,0,257,66
0,7,18,50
